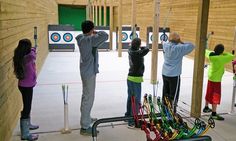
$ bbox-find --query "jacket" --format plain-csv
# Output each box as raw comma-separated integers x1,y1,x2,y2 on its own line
76,31,108,78
18,47,37,87
128,47,149,77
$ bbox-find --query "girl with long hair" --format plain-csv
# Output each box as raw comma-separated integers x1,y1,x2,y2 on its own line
13,39,38,140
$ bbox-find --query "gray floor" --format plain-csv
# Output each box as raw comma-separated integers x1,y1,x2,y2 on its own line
12,49,236,141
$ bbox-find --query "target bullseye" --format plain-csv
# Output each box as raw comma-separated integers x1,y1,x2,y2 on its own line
51,32,61,42
63,33,73,42
130,33,138,40
160,33,168,42
122,32,128,41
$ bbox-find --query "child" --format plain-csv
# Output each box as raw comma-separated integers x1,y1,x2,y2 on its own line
13,39,39,140
162,32,195,113
203,44,235,120
76,20,108,136
125,38,149,128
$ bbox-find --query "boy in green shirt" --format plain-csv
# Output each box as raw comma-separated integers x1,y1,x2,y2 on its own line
203,44,235,120
125,38,149,128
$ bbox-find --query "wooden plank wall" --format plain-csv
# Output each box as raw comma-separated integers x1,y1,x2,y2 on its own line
113,0,236,65
0,0,235,140
0,0,58,140
208,0,236,69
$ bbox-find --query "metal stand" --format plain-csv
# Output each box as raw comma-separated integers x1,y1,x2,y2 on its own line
61,84,71,134
91,114,212,141
92,114,161,141
229,76,236,114
173,136,212,141
229,60,236,115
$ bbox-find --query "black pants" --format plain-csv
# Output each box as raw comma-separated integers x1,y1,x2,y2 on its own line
162,75,180,112
18,86,33,119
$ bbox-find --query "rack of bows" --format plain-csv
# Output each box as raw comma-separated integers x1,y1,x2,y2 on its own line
130,94,215,141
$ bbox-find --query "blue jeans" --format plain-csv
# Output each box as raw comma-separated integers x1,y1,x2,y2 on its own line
125,80,141,124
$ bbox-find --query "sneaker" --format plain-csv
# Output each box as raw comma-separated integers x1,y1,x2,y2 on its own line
80,127,99,136
91,117,98,122
127,123,140,129
203,107,212,113
127,123,136,129
211,114,224,121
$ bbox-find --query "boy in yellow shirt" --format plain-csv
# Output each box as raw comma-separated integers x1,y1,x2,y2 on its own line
203,44,235,120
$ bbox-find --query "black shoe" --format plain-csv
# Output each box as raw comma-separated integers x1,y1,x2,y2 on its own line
80,127,99,136
203,107,212,113
91,117,98,122
211,114,224,121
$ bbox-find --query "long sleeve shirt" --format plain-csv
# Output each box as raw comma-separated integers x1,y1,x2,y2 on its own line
76,31,108,78
128,47,149,83
206,49,235,82
162,42,195,77
18,48,37,87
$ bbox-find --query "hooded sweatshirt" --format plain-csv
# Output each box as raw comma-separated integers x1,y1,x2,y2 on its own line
76,31,108,78
162,42,195,77
128,47,149,82
18,48,37,87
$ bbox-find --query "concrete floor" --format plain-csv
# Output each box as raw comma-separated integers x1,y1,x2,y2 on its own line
12,48,236,141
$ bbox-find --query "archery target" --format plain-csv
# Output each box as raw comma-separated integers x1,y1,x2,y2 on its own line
51,32,61,42
49,31,81,44
160,33,168,42
63,33,73,42
129,33,139,40
149,32,170,44
118,31,140,43
122,32,128,41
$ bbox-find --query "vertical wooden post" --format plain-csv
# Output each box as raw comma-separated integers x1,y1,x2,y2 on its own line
233,26,236,51
131,0,136,40
90,0,93,20
99,0,102,26
191,0,210,118
92,0,95,22
109,0,114,50
104,0,107,26
118,0,122,57
86,0,90,20
151,0,160,84
95,0,98,26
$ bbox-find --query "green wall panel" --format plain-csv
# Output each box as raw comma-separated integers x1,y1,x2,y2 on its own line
101,7,110,26
59,5,86,30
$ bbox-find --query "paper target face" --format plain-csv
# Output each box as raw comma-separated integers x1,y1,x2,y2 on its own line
49,31,80,44
149,32,170,44
160,33,168,42
51,32,61,42
122,32,128,41
119,31,140,43
63,33,73,42
130,33,139,40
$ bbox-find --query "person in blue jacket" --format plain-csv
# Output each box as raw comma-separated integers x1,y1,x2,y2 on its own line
162,32,195,113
